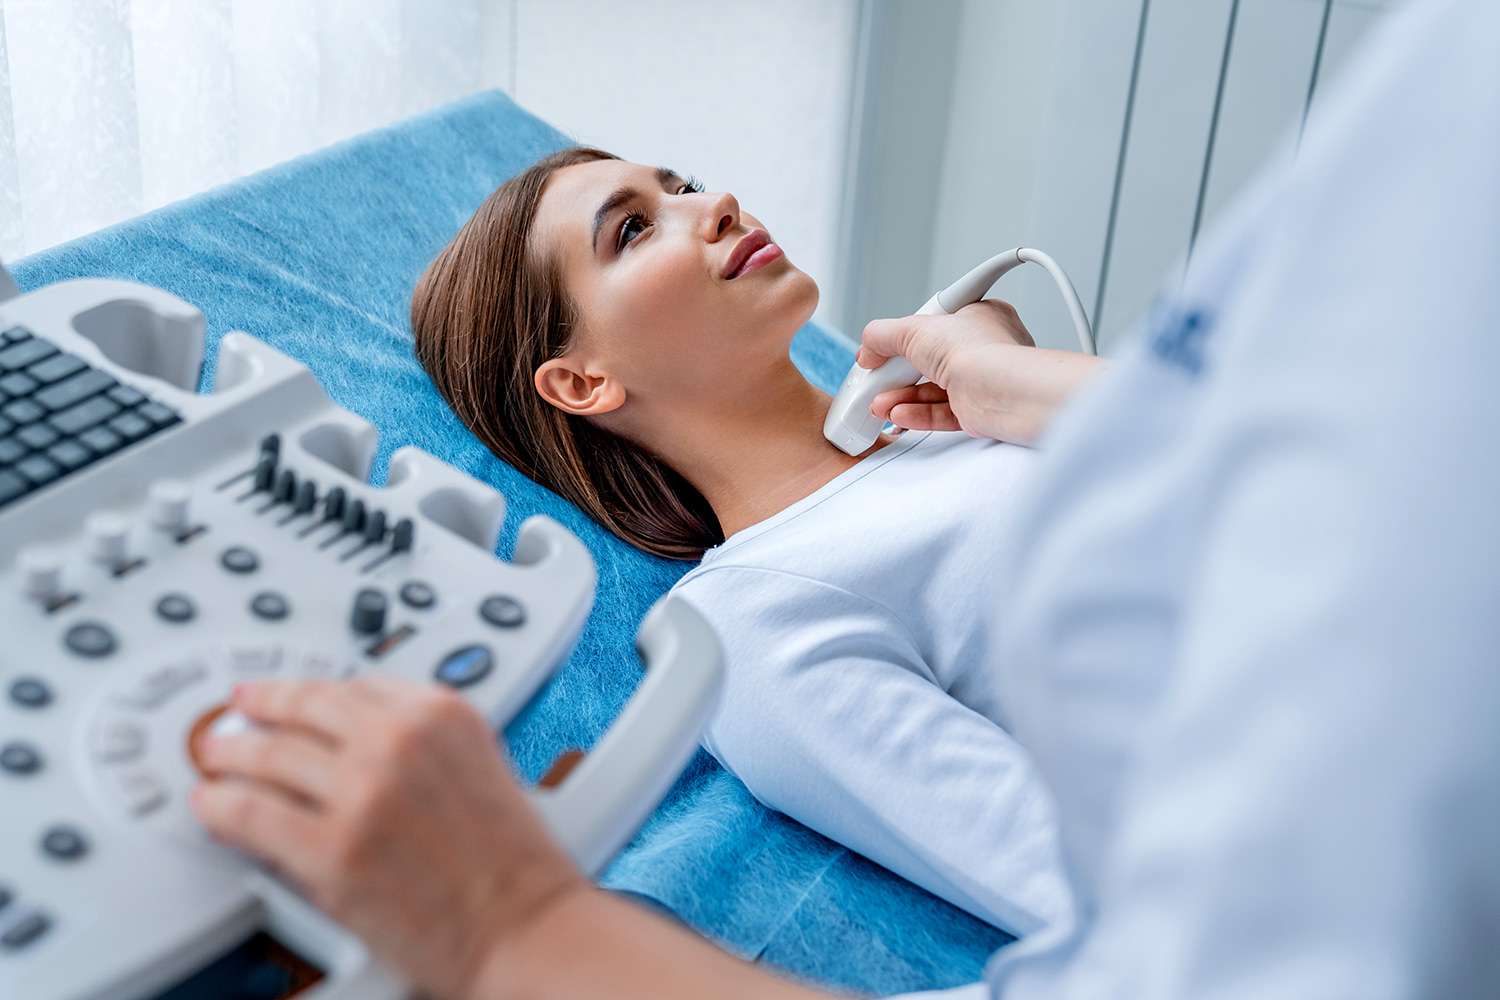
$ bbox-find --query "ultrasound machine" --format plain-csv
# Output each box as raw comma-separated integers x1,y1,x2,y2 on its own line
0,267,723,999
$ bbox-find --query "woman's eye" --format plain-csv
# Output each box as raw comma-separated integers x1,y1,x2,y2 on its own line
617,212,648,251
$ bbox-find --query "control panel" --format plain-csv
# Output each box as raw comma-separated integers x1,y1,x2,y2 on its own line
0,274,723,1000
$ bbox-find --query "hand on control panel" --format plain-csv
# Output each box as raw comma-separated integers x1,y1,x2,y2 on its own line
189,677,586,1000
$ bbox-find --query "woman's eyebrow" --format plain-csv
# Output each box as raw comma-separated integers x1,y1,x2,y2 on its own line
591,166,683,254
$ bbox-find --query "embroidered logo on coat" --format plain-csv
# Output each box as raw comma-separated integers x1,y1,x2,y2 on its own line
1148,303,1214,376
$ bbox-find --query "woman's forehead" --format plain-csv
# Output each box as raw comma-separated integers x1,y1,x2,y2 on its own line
536,159,655,262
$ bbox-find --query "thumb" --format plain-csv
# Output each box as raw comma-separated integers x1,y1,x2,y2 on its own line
859,314,946,381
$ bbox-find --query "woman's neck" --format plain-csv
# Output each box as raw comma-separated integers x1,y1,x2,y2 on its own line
651,360,889,541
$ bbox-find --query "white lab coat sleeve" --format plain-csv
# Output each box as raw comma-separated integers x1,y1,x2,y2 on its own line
673,565,1070,936
998,3,1500,993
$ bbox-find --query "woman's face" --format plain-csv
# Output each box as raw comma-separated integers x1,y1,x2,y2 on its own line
530,158,819,424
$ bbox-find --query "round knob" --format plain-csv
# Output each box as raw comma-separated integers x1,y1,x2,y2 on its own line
147,480,191,533
350,588,387,635
85,513,130,568
18,546,63,602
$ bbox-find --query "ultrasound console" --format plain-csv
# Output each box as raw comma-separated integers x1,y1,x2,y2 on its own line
0,269,723,1000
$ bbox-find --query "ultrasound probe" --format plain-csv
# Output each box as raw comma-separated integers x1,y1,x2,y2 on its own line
823,247,1095,456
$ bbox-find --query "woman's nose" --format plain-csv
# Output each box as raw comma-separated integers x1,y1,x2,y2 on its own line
703,192,739,242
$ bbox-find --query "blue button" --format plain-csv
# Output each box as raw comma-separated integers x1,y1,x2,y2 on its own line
434,645,493,689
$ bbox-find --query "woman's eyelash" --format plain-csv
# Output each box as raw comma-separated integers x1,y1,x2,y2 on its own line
616,177,707,251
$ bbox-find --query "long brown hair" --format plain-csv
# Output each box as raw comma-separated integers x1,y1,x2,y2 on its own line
411,146,723,561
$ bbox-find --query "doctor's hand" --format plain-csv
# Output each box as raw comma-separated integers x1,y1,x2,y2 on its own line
190,678,831,1000
858,299,1103,446
189,677,586,1000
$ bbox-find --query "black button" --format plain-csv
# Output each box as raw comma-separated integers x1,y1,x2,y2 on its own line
363,509,387,543
0,469,29,504
137,401,179,429
322,486,346,521
479,595,526,629
106,383,146,407
1,741,42,775
9,676,52,709
0,325,30,344
17,422,59,450
292,479,317,513
434,645,494,689
0,910,51,950
250,591,290,621
155,593,196,623
40,825,88,861
34,368,114,412
78,425,125,456
221,546,259,573
1,397,44,424
0,371,38,396
63,621,117,658
342,498,367,533
0,436,24,463
46,439,93,471
107,411,151,441
399,581,436,609
0,337,57,371
350,588,387,635
15,453,62,486
390,517,415,553
48,394,121,436
28,352,87,385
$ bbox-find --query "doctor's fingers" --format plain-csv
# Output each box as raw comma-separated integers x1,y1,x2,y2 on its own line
197,725,341,805
231,678,383,748
190,780,326,892
872,384,962,432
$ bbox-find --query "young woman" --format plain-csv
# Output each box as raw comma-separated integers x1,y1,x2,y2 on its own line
409,146,1099,935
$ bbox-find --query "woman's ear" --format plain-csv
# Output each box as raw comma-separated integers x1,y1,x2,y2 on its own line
534,356,626,417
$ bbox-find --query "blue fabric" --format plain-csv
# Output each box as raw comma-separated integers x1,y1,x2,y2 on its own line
11,90,1010,996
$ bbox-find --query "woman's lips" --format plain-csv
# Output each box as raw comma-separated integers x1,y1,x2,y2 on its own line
731,242,784,278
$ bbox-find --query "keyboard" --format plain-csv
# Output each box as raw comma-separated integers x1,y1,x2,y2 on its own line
0,325,182,506
0,273,722,1000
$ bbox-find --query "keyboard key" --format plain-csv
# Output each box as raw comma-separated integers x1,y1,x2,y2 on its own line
1,326,30,344
16,423,58,450
0,437,25,464
35,368,115,411
0,415,12,437
0,470,27,504
46,439,93,471
106,383,146,408
48,395,121,436
26,352,87,385
0,337,56,371
14,453,61,486
0,372,37,396
108,411,151,441
1,399,44,425
78,425,125,456
137,402,180,429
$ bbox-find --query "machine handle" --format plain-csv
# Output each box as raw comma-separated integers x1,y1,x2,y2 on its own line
527,594,724,876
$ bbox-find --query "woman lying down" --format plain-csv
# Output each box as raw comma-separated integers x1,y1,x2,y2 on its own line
411,147,1092,936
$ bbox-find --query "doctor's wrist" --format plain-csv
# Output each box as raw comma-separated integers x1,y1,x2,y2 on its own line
463,877,596,1000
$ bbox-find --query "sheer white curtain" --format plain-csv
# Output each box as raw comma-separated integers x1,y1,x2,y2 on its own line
0,0,511,260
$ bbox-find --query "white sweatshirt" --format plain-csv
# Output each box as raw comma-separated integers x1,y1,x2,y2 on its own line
669,429,1073,935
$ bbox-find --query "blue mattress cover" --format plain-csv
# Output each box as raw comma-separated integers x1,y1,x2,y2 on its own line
11,90,1010,996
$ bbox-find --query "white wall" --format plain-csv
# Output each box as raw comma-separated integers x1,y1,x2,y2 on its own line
842,0,1405,352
